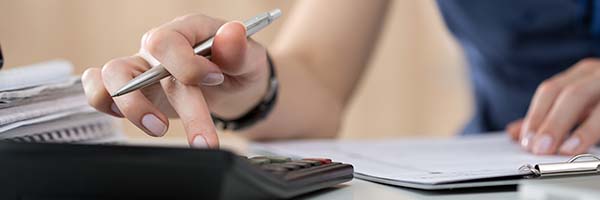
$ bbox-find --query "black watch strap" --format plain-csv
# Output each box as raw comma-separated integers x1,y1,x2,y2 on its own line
0,44,4,69
211,52,278,131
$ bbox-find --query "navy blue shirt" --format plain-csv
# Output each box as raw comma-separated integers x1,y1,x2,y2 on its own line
436,0,600,134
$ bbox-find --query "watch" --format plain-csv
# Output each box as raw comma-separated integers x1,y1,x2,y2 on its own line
211,52,278,131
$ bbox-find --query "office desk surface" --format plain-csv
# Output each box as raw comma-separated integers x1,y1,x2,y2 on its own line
302,179,517,200
126,136,520,200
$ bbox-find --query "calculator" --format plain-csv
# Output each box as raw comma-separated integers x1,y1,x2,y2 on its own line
0,141,353,200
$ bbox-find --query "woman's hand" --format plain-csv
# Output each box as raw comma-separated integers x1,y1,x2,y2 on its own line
507,58,600,155
81,14,271,148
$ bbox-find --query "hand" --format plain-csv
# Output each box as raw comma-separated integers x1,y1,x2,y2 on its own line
81,14,271,148
507,58,600,155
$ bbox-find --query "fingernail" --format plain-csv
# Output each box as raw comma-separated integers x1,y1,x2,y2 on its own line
533,135,553,154
110,103,123,117
559,137,580,154
141,114,166,137
521,132,534,148
192,135,209,149
201,73,224,86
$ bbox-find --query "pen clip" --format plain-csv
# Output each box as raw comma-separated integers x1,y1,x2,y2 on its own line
520,154,600,177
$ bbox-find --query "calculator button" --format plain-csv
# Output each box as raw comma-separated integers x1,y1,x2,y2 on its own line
285,161,312,168
252,156,292,163
296,160,321,166
302,158,332,164
249,157,271,165
261,165,289,171
269,163,301,170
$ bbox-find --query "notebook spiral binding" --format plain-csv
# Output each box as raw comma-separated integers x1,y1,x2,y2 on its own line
519,154,600,177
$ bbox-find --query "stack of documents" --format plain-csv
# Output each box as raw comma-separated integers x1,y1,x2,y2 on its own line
0,60,124,143
252,134,600,190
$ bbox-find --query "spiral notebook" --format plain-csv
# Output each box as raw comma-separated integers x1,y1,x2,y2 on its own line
252,134,600,190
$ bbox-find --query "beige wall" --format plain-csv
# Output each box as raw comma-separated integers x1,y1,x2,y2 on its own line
0,0,470,142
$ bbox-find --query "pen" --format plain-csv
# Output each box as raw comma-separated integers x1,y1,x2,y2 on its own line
111,9,282,97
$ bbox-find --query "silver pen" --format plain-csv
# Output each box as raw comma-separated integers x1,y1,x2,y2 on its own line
111,9,282,97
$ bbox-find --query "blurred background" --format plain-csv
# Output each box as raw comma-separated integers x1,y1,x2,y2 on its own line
0,0,470,144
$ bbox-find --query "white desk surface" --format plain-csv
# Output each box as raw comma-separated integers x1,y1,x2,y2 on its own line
302,179,517,200
127,137,520,200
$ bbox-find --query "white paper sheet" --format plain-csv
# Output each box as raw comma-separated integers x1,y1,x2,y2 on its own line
0,60,73,91
0,77,82,108
0,94,88,126
252,134,600,188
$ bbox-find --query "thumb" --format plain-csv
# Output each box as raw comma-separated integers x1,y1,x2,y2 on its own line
211,21,249,76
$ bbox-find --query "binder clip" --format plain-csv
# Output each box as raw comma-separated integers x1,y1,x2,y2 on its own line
520,154,600,177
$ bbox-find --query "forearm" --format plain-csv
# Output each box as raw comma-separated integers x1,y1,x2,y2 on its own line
241,53,344,140
239,0,390,139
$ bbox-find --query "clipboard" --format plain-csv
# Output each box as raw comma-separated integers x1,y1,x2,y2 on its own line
251,134,600,190
354,154,600,190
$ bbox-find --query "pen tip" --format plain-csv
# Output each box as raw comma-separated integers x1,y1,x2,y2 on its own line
111,91,123,97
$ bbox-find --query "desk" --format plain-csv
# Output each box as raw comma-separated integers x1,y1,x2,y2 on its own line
127,135,521,200
302,179,517,200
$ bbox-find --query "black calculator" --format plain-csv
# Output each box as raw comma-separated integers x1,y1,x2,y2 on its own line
0,141,353,200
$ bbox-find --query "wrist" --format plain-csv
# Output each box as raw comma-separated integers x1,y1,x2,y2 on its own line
211,51,278,130
210,48,270,118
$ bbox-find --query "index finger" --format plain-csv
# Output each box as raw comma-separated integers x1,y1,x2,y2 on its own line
160,77,219,148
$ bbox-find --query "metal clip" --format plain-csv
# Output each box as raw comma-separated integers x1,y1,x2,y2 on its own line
520,154,600,177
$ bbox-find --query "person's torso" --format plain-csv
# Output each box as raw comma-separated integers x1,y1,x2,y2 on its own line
436,0,600,134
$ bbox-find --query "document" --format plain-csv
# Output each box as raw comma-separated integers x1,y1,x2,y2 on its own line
0,60,124,144
252,134,600,189
0,60,73,91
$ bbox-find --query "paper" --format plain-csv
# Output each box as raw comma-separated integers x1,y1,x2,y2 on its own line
0,94,89,129
252,134,600,188
0,77,82,108
0,60,125,144
0,60,73,91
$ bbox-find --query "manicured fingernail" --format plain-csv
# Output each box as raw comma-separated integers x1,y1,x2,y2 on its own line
141,114,166,137
521,132,534,148
192,135,208,149
559,137,580,154
110,103,123,117
533,135,553,154
201,73,224,86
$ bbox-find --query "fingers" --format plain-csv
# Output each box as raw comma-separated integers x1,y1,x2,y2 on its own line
506,119,523,141
212,21,249,75
81,68,123,118
522,58,600,155
160,77,219,149
520,62,594,148
143,14,224,86
520,76,566,149
559,103,600,155
101,56,170,137
532,76,600,154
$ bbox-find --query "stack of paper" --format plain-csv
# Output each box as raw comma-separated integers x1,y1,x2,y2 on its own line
0,60,124,143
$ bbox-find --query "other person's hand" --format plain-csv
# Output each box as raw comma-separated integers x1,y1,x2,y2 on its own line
81,14,271,148
507,58,600,155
